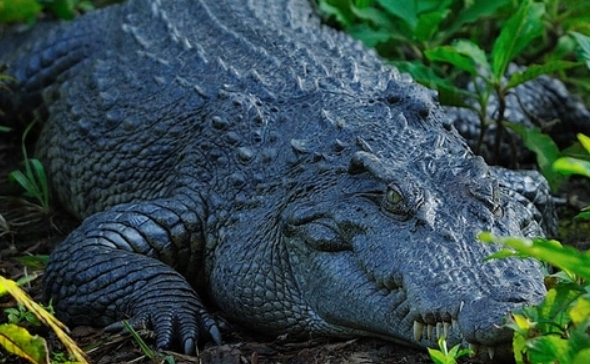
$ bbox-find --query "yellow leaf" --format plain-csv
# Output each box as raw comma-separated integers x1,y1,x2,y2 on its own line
0,324,49,364
578,133,590,155
0,276,89,364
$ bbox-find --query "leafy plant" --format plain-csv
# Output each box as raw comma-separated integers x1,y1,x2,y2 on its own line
426,336,472,364
8,120,51,213
480,233,590,364
6,302,44,326
0,275,88,364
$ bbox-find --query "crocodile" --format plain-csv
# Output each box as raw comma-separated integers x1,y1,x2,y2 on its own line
0,0,557,361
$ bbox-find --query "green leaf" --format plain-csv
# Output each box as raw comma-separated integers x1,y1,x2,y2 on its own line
0,324,49,364
506,61,581,89
577,133,590,154
505,123,562,191
452,40,491,74
375,0,417,30
572,349,590,364
14,256,49,270
571,32,590,70
318,0,355,28
349,24,392,47
0,125,11,132
426,348,449,364
553,157,590,178
414,10,449,42
574,211,590,220
354,0,374,8
484,249,523,261
526,336,569,364
425,46,477,75
44,0,77,20
350,5,394,29
454,0,512,30
512,330,527,364
0,0,42,23
491,1,545,80
480,234,590,282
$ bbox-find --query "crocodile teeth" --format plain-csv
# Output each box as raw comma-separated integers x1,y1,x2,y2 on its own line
469,343,479,357
487,347,495,360
443,322,450,337
413,321,424,341
435,322,442,339
427,325,434,341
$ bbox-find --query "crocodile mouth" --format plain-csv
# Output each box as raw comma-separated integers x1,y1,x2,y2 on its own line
411,308,501,361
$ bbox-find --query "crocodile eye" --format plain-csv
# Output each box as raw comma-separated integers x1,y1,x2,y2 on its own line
386,188,403,205
383,185,410,218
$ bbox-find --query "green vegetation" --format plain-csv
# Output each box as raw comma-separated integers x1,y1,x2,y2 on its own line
426,336,472,364
8,120,51,214
0,0,94,23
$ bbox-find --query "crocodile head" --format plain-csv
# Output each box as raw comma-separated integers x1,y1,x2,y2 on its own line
279,147,546,361
209,88,547,362
272,97,547,362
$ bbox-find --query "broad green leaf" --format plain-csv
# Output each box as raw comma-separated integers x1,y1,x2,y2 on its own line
553,157,590,178
426,348,448,364
571,32,590,70
0,324,49,364
505,123,562,191
572,349,590,364
354,0,374,8
415,0,454,14
414,10,449,42
452,40,491,74
506,61,581,89
574,211,590,220
491,1,545,80
480,235,590,281
0,0,42,23
375,0,417,30
425,46,476,75
512,331,527,364
526,336,569,364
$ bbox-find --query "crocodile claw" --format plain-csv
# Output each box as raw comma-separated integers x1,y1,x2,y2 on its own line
104,300,220,355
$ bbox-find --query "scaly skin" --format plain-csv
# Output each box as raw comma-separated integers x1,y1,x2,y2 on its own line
0,0,556,361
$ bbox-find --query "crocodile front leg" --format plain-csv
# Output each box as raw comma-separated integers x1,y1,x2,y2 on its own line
43,194,220,354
